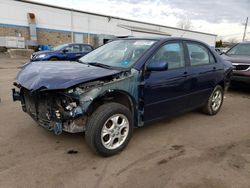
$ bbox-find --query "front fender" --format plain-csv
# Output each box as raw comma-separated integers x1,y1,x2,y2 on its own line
76,69,142,126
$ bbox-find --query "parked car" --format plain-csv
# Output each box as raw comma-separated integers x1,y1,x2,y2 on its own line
221,41,250,85
30,43,94,61
12,37,233,156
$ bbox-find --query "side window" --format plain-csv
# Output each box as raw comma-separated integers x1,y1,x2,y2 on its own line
81,45,92,52
187,43,210,66
72,44,81,52
149,42,185,70
64,45,73,52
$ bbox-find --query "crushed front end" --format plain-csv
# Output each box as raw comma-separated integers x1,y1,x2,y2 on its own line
12,59,141,135
12,85,86,135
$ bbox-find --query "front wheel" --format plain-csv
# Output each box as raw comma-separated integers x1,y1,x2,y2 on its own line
203,85,224,115
85,102,133,157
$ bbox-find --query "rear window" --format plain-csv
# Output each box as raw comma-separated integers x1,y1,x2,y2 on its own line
81,45,93,52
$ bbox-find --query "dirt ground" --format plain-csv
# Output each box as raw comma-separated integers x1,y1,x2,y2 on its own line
0,56,250,188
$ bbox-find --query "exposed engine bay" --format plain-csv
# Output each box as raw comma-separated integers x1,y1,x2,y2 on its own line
12,70,139,135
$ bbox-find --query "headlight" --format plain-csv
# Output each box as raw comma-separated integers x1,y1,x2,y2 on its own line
37,54,46,58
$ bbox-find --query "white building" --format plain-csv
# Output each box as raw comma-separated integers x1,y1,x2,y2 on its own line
0,0,217,47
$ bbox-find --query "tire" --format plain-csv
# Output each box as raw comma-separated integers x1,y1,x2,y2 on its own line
85,102,133,157
203,85,224,115
49,57,58,61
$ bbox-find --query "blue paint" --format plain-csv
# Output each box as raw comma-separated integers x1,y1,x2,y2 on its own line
0,23,29,29
14,37,233,130
16,61,121,91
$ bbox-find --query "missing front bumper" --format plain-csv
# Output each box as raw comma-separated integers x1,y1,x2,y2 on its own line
12,87,87,135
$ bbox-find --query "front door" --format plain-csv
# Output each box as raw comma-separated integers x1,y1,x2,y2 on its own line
143,41,188,122
64,44,82,60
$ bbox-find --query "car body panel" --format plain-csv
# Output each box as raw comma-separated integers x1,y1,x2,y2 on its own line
144,67,188,122
13,37,233,135
185,62,225,107
15,61,121,91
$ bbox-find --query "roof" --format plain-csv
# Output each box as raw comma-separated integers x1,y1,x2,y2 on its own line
15,0,217,37
123,36,207,42
118,24,171,36
113,36,213,46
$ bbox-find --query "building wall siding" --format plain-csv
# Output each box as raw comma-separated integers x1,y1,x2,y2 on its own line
0,0,217,47
0,26,30,39
0,25,100,47
36,29,72,45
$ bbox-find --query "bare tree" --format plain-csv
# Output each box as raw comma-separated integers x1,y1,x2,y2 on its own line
177,17,193,30
227,37,239,44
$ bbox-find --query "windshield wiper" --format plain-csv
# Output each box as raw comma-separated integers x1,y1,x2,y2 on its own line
84,62,114,69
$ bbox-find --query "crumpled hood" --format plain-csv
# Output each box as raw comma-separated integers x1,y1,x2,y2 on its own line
16,61,121,91
221,54,250,64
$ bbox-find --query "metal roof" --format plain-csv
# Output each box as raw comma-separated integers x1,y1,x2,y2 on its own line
117,24,172,36
15,0,217,37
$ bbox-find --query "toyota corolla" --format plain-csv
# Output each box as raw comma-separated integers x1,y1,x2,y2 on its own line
13,37,233,156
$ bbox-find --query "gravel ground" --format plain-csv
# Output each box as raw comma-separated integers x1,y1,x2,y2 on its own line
0,57,250,188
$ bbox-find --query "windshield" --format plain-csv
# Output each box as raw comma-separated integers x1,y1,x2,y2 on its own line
79,39,156,68
226,43,250,56
52,44,68,51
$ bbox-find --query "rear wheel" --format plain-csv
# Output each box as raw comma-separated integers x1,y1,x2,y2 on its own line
85,102,133,157
203,85,224,115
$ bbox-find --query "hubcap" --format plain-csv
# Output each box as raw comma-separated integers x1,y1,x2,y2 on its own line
101,114,129,150
211,90,222,111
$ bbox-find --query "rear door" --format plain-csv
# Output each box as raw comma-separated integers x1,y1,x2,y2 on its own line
143,41,189,122
80,45,93,57
184,41,224,108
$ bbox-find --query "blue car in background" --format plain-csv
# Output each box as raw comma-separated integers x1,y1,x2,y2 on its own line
30,43,94,61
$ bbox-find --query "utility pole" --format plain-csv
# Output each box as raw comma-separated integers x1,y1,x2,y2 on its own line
242,17,248,42
70,0,74,43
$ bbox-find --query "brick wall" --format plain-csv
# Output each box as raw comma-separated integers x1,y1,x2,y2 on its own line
83,35,98,47
0,26,30,39
0,26,98,47
37,29,72,45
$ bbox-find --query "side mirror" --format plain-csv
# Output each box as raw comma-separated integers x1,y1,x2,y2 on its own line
147,61,168,71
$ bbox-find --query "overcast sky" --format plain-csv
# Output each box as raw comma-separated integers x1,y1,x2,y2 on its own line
30,0,250,41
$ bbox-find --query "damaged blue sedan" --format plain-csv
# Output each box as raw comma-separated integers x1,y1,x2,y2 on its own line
12,37,233,156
